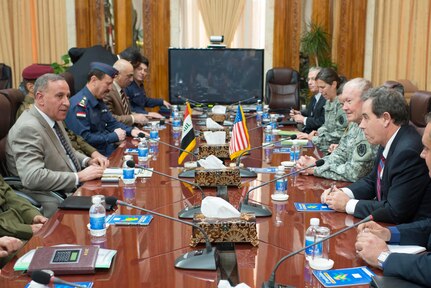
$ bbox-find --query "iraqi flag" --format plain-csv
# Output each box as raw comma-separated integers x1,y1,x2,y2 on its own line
178,102,196,164
229,105,250,160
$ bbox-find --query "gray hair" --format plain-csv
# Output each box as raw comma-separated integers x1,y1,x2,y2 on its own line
309,66,322,74
34,73,65,94
343,78,372,98
361,86,409,125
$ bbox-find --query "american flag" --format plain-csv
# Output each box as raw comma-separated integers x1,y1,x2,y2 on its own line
229,105,250,160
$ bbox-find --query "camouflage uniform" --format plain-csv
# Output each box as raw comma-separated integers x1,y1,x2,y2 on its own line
314,122,377,182
312,96,347,154
16,95,97,157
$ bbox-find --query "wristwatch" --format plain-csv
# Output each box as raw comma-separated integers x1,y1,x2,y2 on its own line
377,250,391,269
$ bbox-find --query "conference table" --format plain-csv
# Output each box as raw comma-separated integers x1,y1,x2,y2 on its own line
0,114,381,287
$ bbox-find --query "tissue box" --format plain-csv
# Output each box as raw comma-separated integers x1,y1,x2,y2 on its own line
209,113,226,123
195,167,241,187
199,128,231,142
198,144,230,159
190,213,258,247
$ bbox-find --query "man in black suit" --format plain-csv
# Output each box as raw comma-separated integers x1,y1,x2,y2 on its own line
320,87,431,224
354,112,431,287
290,67,326,133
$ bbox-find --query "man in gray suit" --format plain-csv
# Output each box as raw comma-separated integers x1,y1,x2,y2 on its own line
6,74,106,217
104,59,148,126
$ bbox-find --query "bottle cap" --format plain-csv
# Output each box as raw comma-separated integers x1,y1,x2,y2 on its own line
309,258,334,270
92,195,102,205
277,165,285,171
310,218,320,226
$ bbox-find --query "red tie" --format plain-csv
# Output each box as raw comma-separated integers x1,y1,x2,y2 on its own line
376,155,385,201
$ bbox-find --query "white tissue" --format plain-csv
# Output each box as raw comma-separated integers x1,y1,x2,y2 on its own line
212,105,227,114
206,117,224,129
198,155,226,169
201,196,241,219
218,280,251,288
204,131,226,145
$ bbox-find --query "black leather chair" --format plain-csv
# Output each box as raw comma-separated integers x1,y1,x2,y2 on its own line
409,90,431,135
265,67,300,112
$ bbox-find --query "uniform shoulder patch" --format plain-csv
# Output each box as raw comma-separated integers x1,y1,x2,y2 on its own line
78,96,87,108
357,143,367,157
76,111,86,118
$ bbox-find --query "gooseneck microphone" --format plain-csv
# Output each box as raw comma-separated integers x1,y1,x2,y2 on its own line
229,95,259,107
240,159,325,217
105,196,216,270
31,270,86,288
176,95,203,107
126,160,203,219
138,133,198,161
262,208,387,288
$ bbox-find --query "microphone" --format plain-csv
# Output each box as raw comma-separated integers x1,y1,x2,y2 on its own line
262,208,387,288
105,196,217,270
176,95,204,107
126,160,203,219
31,270,86,288
235,135,298,178
240,159,325,217
229,95,259,107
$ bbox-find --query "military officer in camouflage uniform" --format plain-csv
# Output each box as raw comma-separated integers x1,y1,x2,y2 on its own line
16,64,106,160
297,78,377,182
297,68,348,154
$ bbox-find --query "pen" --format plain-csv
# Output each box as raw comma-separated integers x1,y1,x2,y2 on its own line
328,182,336,195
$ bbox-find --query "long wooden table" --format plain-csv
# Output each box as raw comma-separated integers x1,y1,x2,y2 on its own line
0,117,380,287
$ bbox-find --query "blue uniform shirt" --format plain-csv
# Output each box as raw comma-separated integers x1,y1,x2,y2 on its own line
124,81,164,114
65,86,133,156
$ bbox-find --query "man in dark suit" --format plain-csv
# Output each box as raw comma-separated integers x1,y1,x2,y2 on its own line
290,67,326,133
354,112,431,287
320,87,431,224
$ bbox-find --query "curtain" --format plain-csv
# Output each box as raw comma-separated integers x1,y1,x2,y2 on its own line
197,0,246,47
0,0,67,88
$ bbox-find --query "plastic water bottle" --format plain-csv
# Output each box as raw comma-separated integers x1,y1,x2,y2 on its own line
173,130,181,146
149,141,159,160
270,114,278,129
305,218,331,261
262,105,270,125
149,122,159,140
171,105,179,119
256,100,263,126
89,195,106,237
274,165,287,196
122,160,135,185
264,125,273,143
256,99,263,113
138,138,149,165
172,111,182,132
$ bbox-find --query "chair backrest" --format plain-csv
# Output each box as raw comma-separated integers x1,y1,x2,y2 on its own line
265,67,300,111
382,80,405,96
0,89,25,176
409,90,431,135
60,71,76,96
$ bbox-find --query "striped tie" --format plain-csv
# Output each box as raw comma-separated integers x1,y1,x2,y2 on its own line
53,122,81,172
120,89,131,115
376,155,385,201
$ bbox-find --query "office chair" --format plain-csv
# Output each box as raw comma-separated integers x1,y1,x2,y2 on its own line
409,90,431,135
265,67,300,112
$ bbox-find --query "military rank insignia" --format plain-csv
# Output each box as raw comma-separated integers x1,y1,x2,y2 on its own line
78,96,87,108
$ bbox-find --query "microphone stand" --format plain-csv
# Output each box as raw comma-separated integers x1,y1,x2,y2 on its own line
240,160,324,217
177,95,209,119
106,197,217,271
127,160,204,219
262,212,378,287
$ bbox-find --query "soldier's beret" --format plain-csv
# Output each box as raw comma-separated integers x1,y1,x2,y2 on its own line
22,64,54,80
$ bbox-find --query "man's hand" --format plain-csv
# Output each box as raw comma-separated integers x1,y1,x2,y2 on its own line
292,114,305,124
163,100,172,108
147,112,164,119
114,128,126,141
355,231,389,267
77,165,105,182
32,215,48,225
133,114,149,125
88,156,109,168
296,155,317,174
131,128,147,138
0,236,23,258
357,221,391,241
328,144,339,154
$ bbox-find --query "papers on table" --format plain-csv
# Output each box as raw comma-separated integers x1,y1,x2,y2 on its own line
388,244,426,254
294,203,334,212
313,266,375,287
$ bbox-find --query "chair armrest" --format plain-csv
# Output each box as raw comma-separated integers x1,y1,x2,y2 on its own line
14,190,42,209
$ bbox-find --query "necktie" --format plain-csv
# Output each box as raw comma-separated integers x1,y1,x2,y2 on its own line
376,155,385,201
310,97,317,116
120,89,131,115
53,122,81,172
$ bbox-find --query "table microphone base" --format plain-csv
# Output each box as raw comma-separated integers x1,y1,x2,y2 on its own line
175,247,217,270
178,169,196,178
240,202,272,217
261,282,295,288
239,168,257,178
178,205,201,219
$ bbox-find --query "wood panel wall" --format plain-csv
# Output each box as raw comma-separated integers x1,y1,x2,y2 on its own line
272,0,302,70
75,0,106,48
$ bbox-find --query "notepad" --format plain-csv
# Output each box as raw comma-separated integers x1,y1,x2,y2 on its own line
294,203,334,212
106,214,153,226
313,266,375,287
388,244,426,254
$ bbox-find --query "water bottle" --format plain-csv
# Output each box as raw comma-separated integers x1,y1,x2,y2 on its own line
256,100,263,126
122,159,135,185
138,138,149,165
274,165,287,196
173,130,181,146
262,105,270,124
149,141,159,160
270,114,278,129
171,105,178,119
305,218,322,261
293,144,300,161
264,125,273,143
89,195,106,237
149,122,159,140
172,111,182,132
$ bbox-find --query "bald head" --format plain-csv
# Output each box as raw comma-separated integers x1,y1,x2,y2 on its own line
113,59,134,88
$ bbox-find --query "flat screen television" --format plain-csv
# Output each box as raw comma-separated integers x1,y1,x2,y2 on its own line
168,48,264,105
